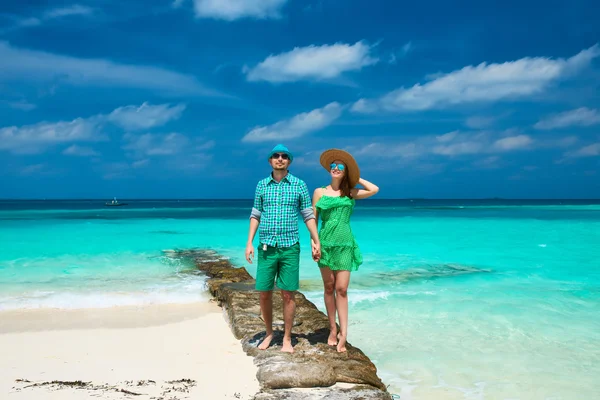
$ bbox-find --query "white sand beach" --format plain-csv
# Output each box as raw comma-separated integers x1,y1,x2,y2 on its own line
0,302,260,399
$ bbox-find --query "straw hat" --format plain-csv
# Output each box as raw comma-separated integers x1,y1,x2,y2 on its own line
319,148,360,187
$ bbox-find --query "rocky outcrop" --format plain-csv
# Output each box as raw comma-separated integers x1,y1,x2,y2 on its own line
165,249,392,400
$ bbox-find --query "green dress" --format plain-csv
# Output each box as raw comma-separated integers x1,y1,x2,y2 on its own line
316,192,363,271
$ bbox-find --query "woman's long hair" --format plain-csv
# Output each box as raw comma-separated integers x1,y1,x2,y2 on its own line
340,169,352,198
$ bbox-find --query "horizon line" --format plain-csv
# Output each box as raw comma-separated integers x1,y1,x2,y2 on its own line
1,197,600,201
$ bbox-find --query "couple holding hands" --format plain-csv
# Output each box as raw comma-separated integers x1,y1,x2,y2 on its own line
245,144,379,353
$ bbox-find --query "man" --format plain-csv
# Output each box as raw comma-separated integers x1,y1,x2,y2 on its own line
245,144,321,353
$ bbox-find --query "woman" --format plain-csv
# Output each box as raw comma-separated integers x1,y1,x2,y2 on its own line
311,149,379,352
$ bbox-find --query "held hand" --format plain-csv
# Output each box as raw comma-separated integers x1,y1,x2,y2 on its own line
312,241,321,262
245,243,254,264
311,248,320,262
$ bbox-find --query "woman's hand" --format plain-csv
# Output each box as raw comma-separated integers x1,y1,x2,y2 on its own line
352,177,380,199
311,239,321,262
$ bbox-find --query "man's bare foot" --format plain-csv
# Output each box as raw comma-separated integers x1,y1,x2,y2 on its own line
327,330,338,346
258,333,273,350
281,337,294,353
337,334,347,353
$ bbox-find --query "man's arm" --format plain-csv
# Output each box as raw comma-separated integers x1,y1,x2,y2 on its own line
246,183,263,264
305,218,320,259
309,188,323,261
246,217,260,263
299,182,321,258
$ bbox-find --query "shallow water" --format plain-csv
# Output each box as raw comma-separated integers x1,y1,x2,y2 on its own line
1,199,599,399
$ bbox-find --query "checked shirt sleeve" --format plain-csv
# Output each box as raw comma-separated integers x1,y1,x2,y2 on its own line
250,182,263,220
298,181,315,222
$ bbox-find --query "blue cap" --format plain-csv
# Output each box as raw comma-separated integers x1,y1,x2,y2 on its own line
268,144,293,162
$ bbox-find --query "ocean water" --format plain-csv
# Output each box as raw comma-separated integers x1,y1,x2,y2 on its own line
1,199,599,399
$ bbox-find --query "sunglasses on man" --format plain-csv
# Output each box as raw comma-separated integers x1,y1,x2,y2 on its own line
271,153,290,160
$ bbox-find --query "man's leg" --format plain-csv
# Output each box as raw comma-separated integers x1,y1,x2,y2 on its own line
280,290,295,353
276,243,300,353
258,291,274,350
255,244,277,350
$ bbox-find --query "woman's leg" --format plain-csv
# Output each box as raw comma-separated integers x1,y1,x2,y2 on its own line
319,267,338,345
334,270,351,352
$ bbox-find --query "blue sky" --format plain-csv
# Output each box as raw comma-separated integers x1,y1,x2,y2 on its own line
0,0,599,199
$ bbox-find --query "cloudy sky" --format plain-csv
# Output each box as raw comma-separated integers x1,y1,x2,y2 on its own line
1,0,599,199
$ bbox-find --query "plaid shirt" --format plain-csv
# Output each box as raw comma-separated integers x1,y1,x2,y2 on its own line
251,172,313,248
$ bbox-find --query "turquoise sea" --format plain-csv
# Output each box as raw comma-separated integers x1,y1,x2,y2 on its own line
1,199,599,399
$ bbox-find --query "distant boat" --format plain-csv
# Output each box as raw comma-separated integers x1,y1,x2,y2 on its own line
105,197,128,207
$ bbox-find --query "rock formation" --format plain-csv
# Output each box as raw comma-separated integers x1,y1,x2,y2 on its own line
166,249,393,400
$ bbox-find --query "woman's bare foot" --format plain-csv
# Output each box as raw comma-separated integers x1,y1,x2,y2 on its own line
327,330,338,346
281,337,294,353
258,333,273,350
336,334,347,353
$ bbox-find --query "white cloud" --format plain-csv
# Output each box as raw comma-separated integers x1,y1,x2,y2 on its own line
0,102,185,154
534,107,600,130
435,130,459,143
193,0,287,21
195,140,216,150
100,162,132,180
44,4,94,19
553,136,579,147
246,41,378,83
389,41,413,65
17,18,42,27
0,41,220,97
434,132,532,155
122,132,190,156
242,102,343,142
107,103,186,131
351,130,538,161
565,143,600,158
20,164,47,176
354,142,422,159
166,152,212,171
350,98,378,113
352,44,600,113
6,100,37,111
433,140,485,156
0,118,102,154
1,4,93,34
493,135,533,151
473,156,502,169
132,159,150,168
62,145,100,157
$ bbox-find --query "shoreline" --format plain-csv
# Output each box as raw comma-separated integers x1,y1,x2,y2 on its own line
0,301,260,399
0,302,217,333
1,248,393,399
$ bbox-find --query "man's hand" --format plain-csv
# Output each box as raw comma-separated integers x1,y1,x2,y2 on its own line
312,241,321,262
245,242,254,264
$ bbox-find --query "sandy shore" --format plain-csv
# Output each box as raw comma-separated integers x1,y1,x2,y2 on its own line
0,302,260,399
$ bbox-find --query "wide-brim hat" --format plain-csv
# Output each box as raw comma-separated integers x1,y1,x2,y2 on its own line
319,148,360,188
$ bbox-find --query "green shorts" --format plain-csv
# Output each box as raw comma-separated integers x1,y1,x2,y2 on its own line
255,242,300,292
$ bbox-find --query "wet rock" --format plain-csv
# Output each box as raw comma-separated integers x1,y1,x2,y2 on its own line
369,263,492,282
169,248,392,400
253,384,393,400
